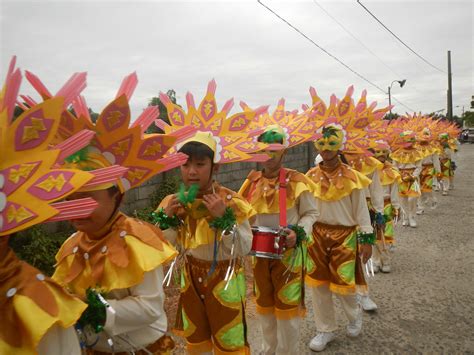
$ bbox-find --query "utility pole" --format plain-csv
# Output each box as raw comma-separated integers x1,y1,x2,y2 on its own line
447,50,453,120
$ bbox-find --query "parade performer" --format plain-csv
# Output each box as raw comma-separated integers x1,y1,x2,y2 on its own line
371,140,401,273
0,57,127,354
437,125,460,195
155,80,268,354
48,72,185,354
238,99,319,355
415,125,441,213
390,130,424,228
304,87,375,351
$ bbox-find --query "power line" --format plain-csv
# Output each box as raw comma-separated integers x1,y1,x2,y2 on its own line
312,0,427,101
312,0,402,79
257,0,416,112
356,0,446,74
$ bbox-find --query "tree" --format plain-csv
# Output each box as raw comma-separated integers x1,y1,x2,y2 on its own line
463,111,474,127
147,89,177,133
383,112,400,120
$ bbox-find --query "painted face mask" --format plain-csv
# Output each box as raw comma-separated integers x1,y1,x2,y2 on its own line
400,130,416,147
263,149,285,160
314,126,344,151
374,149,390,158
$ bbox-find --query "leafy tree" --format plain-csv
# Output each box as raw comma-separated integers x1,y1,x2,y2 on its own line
147,89,177,133
463,111,474,126
383,112,399,120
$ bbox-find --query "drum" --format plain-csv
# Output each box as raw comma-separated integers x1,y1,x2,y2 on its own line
250,226,286,259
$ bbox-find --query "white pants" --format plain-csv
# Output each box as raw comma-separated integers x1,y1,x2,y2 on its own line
441,178,450,192
310,285,360,333
372,242,390,267
400,196,417,220
418,191,437,210
258,313,300,355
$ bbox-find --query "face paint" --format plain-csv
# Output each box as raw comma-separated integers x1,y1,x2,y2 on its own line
314,131,344,151
263,149,284,160
374,149,389,158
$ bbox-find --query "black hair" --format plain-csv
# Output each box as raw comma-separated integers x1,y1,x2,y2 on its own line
178,141,215,162
107,185,123,212
338,152,349,164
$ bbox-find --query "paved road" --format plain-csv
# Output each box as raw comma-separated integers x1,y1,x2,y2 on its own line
246,144,474,354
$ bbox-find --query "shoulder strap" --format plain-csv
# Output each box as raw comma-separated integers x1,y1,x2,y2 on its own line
279,168,287,227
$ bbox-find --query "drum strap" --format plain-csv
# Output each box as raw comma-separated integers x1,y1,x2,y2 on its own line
279,168,287,227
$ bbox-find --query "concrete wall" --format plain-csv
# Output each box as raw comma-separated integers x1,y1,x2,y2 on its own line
122,142,318,213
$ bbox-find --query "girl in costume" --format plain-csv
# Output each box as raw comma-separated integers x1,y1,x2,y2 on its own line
238,100,319,355
305,124,374,352
49,73,184,354
0,57,125,354
155,80,267,354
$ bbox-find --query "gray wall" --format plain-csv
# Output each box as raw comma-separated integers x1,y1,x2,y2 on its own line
123,142,318,213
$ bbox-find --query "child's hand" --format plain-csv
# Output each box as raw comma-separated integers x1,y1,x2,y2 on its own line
283,228,296,248
165,195,180,217
203,193,226,218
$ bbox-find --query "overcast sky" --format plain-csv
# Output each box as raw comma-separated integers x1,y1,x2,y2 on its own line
1,0,472,119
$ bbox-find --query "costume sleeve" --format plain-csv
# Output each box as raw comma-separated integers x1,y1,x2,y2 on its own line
296,190,319,236
37,325,81,355
433,153,441,173
221,219,253,257
390,183,400,210
368,170,384,213
161,228,178,246
413,160,422,177
104,268,166,336
351,188,373,234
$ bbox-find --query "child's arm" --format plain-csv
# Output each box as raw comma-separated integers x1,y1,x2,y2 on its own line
296,190,319,236
103,267,167,336
368,169,384,214
221,219,253,257
390,183,401,210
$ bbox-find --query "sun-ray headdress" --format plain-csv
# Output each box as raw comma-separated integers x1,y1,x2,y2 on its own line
23,71,189,192
155,79,271,163
242,97,323,149
0,57,129,236
304,86,391,155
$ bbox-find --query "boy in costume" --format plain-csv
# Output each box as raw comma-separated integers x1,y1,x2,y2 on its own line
49,73,184,354
238,99,319,355
371,140,401,273
437,131,458,196
304,87,378,351
0,57,128,354
390,130,424,228
155,80,267,354
307,87,388,312
306,123,374,352
415,125,441,213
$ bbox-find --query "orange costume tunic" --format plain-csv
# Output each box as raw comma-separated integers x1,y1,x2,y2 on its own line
53,213,177,354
